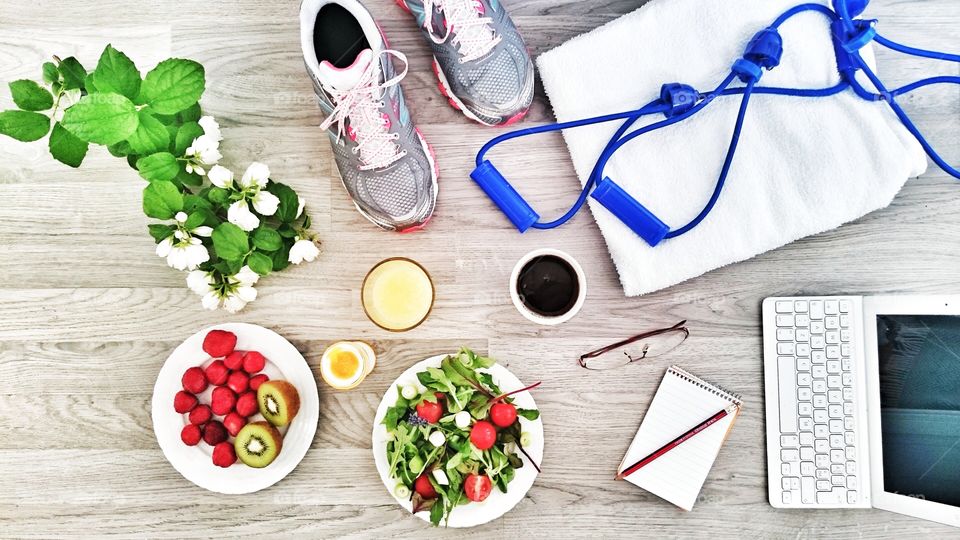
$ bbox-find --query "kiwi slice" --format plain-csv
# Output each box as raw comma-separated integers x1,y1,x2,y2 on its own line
234,421,283,468
257,380,301,427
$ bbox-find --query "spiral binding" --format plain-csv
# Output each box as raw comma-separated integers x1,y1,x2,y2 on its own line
668,365,743,406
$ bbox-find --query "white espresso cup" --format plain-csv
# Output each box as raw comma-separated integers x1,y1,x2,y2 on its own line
509,248,587,326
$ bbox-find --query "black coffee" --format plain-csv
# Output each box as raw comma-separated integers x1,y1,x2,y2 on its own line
516,255,580,317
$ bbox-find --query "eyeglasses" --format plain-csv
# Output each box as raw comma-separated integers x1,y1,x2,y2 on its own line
578,321,689,370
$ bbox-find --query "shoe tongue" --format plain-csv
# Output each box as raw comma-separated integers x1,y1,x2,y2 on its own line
318,49,375,92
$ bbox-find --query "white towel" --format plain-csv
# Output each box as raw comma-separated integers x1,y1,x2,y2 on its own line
536,0,928,296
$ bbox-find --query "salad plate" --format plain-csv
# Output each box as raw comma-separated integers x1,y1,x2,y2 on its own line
372,350,544,527
151,323,319,494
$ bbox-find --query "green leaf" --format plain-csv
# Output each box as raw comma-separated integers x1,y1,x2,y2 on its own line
251,227,282,252
9,80,53,111
107,139,132,157
135,152,179,183
212,222,249,261
184,210,208,230
90,45,141,100
139,58,205,115
174,121,203,155
42,62,59,84
267,182,300,223
271,242,291,272
147,223,174,243
175,163,203,187
60,93,138,145
58,57,88,90
208,187,229,206
184,193,213,213
516,408,540,421
178,103,201,123
247,251,273,276
48,122,88,167
0,110,50,142
142,180,183,219
126,110,169,154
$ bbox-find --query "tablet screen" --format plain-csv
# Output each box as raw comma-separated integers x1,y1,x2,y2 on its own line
876,314,960,507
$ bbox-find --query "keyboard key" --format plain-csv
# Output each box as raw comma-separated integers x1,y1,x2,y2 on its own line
832,475,845,486
811,336,826,349
810,301,824,320
814,424,828,438
814,409,828,423
827,360,841,374
828,405,844,418
781,463,792,476
830,434,844,448
782,449,800,462
801,477,815,503
817,480,832,491
798,387,812,401
813,365,827,378
799,402,813,416
829,419,844,433
831,463,845,475
839,300,851,313
840,331,852,343
797,358,811,371
815,439,829,453
844,416,855,430
778,357,798,432
842,373,854,386
783,491,793,504
811,321,826,334
783,477,800,490
847,490,858,504
796,328,810,342
840,314,851,328
781,434,799,447
801,461,815,475
799,418,814,431
816,468,830,480
825,300,839,314
828,375,842,388
778,342,796,355
846,461,856,474
826,331,840,344
815,454,829,468
795,314,810,326
800,432,814,446
844,402,855,415
800,446,815,461
841,357,852,371
776,301,794,313
777,315,794,327
826,345,840,359
845,446,856,460
812,351,826,364
777,328,795,341
818,489,846,504
813,395,827,408
843,387,854,401
798,373,812,386
847,476,858,490
828,390,842,403
825,316,839,329
844,431,855,446
796,343,811,357
813,379,827,393
830,449,845,463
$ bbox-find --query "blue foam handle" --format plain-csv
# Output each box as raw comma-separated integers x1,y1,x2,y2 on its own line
470,160,540,232
590,177,669,247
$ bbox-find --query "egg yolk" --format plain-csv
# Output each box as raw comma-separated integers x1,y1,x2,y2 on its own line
330,349,361,380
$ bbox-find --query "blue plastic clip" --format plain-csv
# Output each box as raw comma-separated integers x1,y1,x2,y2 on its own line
833,0,869,18
590,177,669,247
660,83,699,118
840,19,877,52
470,160,540,232
745,28,784,69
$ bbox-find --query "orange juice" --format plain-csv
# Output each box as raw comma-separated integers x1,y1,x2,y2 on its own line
361,258,434,331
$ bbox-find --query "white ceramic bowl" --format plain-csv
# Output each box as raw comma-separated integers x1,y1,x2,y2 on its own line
151,323,319,494
510,248,587,326
371,354,544,527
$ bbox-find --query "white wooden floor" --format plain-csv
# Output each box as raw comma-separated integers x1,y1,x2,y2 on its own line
2,0,960,537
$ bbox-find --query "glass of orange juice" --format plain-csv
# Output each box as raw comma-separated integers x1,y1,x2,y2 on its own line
361,257,435,332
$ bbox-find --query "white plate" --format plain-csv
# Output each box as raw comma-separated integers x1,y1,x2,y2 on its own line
372,354,544,528
151,323,319,494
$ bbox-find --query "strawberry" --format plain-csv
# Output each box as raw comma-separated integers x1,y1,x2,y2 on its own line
202,329,237,358
204,360,230,386
242,351,267,374
223,350,245,371
181,366,208,394
173,391,198,413
188,404,212,425
249,373,269,391
203,421,228,446
210,386,237,416
212,441,236,467
181,424,202,446
235,391,258,417
223,412,247,437
227,371,249,394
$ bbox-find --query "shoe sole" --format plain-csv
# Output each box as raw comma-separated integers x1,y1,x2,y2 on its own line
395,0,530,127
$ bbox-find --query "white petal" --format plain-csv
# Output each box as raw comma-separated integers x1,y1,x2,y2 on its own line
191,226,212,237
223,294,247,313
206,165,234,189
234,265,260,286
199,148,222,166
235,285,257,303
155,237,173,258
175,211,188,223
186,270,213,295
296,196,306,218
227,201,260,232
252,190,280,216
288,239,320,264
198,116,223,141
167,246,189,271
201,291,222,310
185,243,210,270
241,162,270,189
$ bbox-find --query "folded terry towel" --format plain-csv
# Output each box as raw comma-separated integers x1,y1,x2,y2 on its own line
537,0,928,296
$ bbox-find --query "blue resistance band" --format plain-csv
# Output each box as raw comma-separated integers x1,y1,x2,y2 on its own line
471,0,960,247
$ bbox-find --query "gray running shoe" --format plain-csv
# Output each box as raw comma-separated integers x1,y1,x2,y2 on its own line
397,0,535,126
300,0,439,232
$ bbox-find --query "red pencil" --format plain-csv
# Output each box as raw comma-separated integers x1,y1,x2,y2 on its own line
616,404,740,480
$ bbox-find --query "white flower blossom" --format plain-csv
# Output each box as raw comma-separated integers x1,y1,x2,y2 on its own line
239,162,270,189
227,200,260,231
175,211,188,223
186,270,214,295
192,225,212,237
251,190,280,216
184,134,221,175
207,165,234,189
296,196,305,218
198,116,222,142
198,266,259,313
288,237,320,264
157,236,209,271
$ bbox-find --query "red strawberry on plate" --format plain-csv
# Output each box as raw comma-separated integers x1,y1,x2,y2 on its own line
210,386,237,416
235,391,258,417
203,421,228,446
181,366,208,394
223,350,245,371
223,412,247,437
227,371,249,394
203,329,237,358
173,391,198,413
242,351,266,374
204,360,230,386
181,424,201,446
189,404,212,425
249,373,269,391
212,441,236,467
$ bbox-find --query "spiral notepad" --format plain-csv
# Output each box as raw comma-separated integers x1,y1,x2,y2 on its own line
618,366,742,511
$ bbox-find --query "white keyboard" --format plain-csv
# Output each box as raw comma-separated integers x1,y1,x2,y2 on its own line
762,296,871,508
